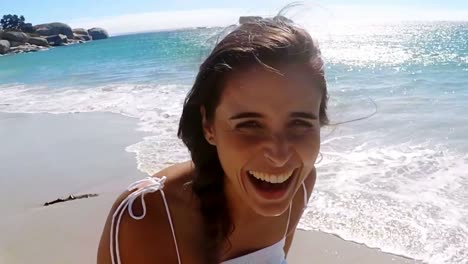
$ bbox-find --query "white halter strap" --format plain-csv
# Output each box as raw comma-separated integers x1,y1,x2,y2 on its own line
284,182,308,237
110,176,182,264
302,182,308,209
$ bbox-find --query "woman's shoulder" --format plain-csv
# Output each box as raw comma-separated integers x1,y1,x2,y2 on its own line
153,161,196,191
97,161,200,264
117,160,197,216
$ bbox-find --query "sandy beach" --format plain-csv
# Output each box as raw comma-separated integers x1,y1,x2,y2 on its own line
0,112,149,264
0,112,419,264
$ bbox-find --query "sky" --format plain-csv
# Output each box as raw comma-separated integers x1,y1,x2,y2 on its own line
1,0,468,35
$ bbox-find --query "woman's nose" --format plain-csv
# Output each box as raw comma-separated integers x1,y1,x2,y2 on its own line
263,134,292,167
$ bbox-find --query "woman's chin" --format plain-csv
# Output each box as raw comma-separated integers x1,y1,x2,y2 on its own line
249,202,291,217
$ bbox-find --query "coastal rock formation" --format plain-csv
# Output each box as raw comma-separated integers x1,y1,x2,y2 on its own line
9,41,22,47
0,20,108,55
0,40,10,54
74,34,92,41
271,15,293,24
9,43,46,54
46,34,68,46
73,28,93,41
28,37,49,47
72,28,88,35
239,16,262,24
34,22,74,38
2,31,29,43
88,27,109,40
238,15,293,25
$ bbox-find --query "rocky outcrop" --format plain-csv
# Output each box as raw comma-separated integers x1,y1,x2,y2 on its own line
2,31,29,43
28,37,49,47
34,22,74,38
9,43,46,54
0,21,108,55
271,15,293,24
238,15,293,25
46,34,68,46
239,16,262,24
9,41,22,47
88,27,109,40
73,28,88,35
73,28,93,41
74,33,92,41
0,40,10,54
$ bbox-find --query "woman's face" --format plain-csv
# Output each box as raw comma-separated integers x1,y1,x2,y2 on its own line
203,64,322,217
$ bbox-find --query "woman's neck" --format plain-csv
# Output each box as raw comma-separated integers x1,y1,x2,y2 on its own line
223,176,261,227
221,176,290,261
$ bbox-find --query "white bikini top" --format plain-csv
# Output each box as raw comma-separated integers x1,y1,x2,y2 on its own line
110,176,309,264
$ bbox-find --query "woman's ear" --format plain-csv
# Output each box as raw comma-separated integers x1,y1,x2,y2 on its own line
200,106,216,146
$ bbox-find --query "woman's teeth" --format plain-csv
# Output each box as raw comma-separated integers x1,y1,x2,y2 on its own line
248,170,294,183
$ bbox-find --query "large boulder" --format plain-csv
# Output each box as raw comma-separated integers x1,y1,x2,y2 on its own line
9,41,23,47
10,43,45,54
34,22,73,38
0,40,10,54
2,31,29,43
67,39,80,45
74,33,92,41
73,28,88,35
87,28,109,40
271,15,293,24
46,34,68,46
73,28,92,41
28,37,49,47
239,16,262,24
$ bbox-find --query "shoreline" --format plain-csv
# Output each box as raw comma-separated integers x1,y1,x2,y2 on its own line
288,230,420,264
0,112,419,263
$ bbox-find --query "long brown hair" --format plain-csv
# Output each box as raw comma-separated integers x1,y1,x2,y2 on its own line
178,15,328,263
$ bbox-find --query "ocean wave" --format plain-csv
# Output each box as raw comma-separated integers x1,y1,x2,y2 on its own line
299,140,468,264
0,83,192,173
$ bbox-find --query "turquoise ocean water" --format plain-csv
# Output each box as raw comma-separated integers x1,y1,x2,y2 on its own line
1,22,467,263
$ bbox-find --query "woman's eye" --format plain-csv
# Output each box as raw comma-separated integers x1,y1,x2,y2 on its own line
235,121,262,129
290,119,313,128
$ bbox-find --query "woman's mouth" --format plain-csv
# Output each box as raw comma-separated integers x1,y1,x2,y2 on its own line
246,169,295,200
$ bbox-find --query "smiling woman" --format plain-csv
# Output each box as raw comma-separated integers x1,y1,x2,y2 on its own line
203,65,324,217
97,11,328,264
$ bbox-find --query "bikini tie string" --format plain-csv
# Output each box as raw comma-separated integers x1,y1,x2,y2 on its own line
110,176,179,264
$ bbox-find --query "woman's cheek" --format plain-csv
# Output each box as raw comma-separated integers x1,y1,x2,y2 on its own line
221,130,266,150
292,131,321,164
215,132,261,164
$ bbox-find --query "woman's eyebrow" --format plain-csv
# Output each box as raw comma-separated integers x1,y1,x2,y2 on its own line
229,112,264,120
290,112,318,120
229,112,317,120
229,112,263,120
